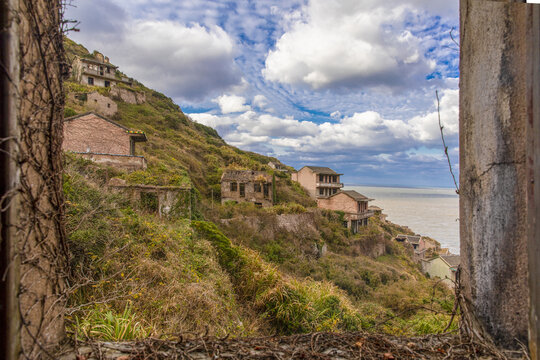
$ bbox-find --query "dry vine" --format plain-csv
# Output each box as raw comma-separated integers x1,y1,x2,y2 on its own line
436,90,459,194
1,0,74,358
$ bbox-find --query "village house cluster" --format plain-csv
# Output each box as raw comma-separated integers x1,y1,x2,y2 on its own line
63,55,460,288
291,166,376,232
395,233,459,287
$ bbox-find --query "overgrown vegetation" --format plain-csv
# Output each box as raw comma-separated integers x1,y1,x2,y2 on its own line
63,39,457,341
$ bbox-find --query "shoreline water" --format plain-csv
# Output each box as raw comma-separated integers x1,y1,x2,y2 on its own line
346,185,460,254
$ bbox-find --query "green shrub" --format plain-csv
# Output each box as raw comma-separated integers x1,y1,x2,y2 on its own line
71,303,151,341
64,107,77,118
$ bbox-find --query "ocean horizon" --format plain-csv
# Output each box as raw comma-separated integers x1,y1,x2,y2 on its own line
345,185,460,254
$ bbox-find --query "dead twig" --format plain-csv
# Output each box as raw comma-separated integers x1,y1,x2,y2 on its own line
436,90,460,194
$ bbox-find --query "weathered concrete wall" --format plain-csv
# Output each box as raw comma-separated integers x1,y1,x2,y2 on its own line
422,258,455,288
77,153,147,171
63,113,132,155
460,0,530,348
81,73,116,88
293,168,317,198
86,92,118,117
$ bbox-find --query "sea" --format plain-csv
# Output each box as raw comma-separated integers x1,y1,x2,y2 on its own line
346,185,460,254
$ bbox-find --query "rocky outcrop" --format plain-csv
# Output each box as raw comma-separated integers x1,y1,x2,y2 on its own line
110,86,146,104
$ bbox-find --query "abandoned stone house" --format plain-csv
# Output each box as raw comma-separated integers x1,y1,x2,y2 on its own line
108,178,190,217
395,234,422,250
86,91,118,117
317,190,373,233
221,170,273,207
291,166,344,199
268,161,287,172
63,112,147,171
72,52,132,88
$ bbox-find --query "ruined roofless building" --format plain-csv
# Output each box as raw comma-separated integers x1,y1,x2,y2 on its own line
221,170,273,207
291,166,344,199
72,51,132,88
63,112,147,171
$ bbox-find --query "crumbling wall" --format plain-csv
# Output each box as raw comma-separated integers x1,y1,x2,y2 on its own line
459,0,530,348
86,92,118,117
110,85,146,104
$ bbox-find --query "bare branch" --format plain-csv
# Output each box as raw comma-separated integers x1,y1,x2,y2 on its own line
436,90,460,194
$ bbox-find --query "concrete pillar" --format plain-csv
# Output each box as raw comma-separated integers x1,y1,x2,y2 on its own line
460,0,530,348
15,0,67,357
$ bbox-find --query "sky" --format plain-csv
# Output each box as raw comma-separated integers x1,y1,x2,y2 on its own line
65,0,461,188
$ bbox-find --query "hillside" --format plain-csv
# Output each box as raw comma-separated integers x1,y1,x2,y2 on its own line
63,39,309,205
62,39,456,340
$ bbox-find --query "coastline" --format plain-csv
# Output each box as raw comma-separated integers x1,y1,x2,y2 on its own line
346,185,460,254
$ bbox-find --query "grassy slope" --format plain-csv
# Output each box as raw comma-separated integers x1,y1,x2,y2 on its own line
63,39,456,340
65,37,295,200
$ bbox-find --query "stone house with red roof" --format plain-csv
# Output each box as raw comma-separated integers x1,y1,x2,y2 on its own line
317,190,374,233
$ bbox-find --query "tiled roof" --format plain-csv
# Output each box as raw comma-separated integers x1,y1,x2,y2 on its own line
441,255,460,268
339,190,370,201
221,170,271,182
407,236,421,245
304,166,340,174
395,234,421,244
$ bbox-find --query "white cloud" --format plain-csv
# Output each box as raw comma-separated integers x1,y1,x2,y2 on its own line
263,0,436,91
253,94,269,109
67,2,242,101
189,89,458,156
214,95,251,113
409,89,459,142
118,21,241,100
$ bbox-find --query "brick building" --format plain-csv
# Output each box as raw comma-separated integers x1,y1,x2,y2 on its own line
317,190,373,232
291,166,343,199
63,112,147,171
221,170,273,207
72,52,132,88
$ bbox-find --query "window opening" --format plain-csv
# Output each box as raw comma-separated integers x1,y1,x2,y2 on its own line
239,183,245,197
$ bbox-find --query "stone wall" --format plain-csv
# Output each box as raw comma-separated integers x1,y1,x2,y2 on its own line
63,113,132,155
77,153,147,171
108,182,190,217
221,180,273,207
110,85,146,104
86,92,117,117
